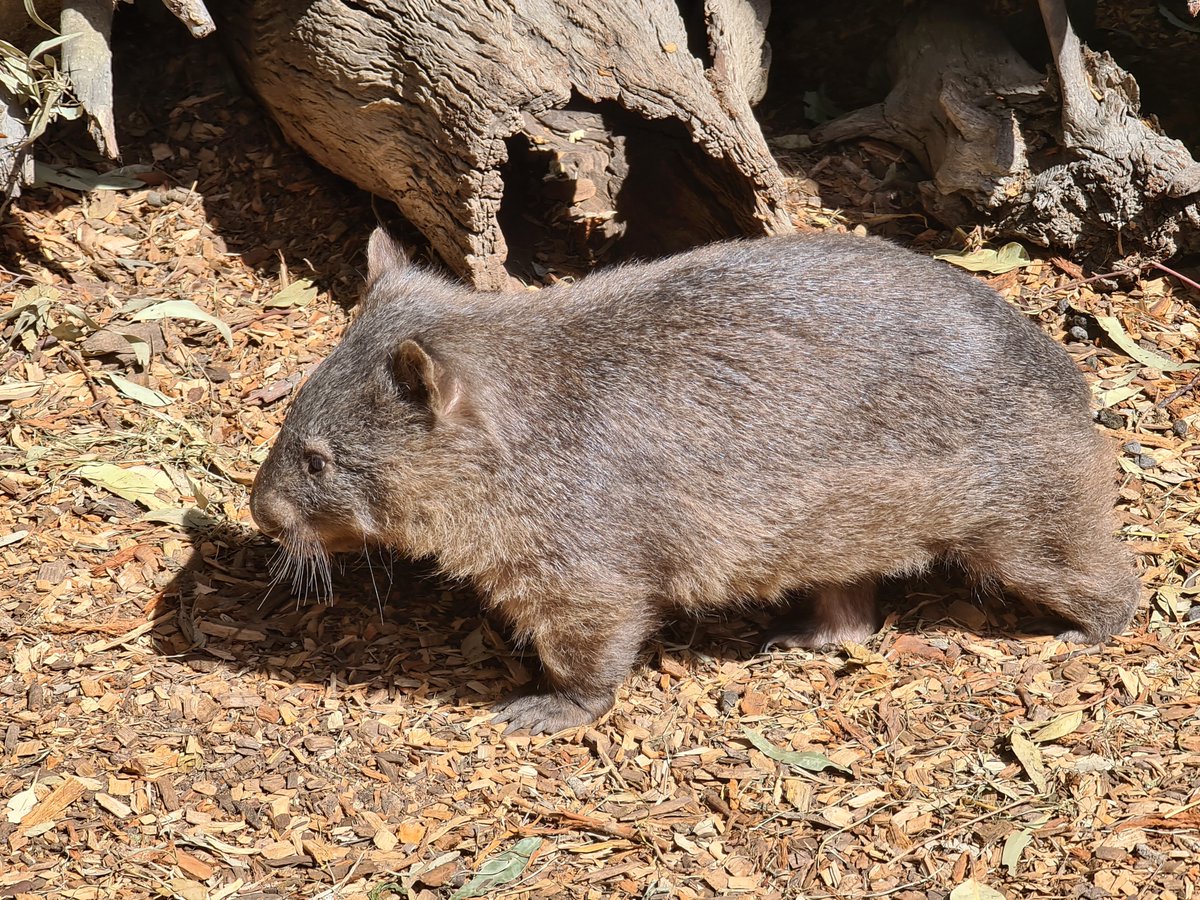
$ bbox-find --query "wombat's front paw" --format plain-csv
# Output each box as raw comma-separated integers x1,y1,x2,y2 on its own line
762,620,876,651
492,689,612,735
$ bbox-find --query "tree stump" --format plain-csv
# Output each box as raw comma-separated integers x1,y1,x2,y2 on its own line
813,1,1200,262
212,0,791,288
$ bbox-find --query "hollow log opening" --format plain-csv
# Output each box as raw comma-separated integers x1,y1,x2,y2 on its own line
498,98,760,280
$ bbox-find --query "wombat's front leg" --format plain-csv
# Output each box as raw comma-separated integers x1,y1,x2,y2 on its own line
763,580,880,650
492,599,654,735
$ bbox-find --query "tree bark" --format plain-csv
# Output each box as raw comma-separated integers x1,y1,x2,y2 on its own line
813,2,1200,262
213,0,791,288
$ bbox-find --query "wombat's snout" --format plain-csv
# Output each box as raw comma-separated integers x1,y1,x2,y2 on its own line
249,487,289,540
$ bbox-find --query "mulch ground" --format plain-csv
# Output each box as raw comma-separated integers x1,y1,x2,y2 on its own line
2,10,1199,900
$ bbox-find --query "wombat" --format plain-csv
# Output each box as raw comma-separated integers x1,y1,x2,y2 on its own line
250,228,1139,734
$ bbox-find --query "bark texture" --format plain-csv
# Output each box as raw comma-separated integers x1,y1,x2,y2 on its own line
1,93,33,203
61,0,120,159
813,2,1200,261
214,0,791,288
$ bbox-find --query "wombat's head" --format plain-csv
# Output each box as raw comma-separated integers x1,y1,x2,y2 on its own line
250,229,479,597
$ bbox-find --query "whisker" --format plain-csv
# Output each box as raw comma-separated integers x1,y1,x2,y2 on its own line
363,538,385,622
258,529,337,610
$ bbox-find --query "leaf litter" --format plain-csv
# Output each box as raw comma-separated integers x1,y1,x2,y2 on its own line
1,16,1199,900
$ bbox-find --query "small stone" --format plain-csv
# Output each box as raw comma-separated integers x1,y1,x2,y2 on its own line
1122,441,1142,455
566,775,592,798
719,690,739,714
1068,325,1089,342
1136,454,1157,470
1055,298,1070,315
1095,408,1123,429
1173,419,1190,437
145,191,166,207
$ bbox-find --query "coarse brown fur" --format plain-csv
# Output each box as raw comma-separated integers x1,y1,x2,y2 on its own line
250,229,1140,734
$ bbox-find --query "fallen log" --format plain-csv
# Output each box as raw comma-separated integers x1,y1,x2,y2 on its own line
213,0,792,288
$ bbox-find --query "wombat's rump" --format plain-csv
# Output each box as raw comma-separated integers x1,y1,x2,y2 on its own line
250,229,1138,733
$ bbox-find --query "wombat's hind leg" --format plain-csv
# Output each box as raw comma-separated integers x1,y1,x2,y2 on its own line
492,602,653,735
763,579,881,650
962,530,1139,645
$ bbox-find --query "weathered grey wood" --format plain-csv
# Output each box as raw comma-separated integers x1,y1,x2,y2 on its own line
61,0,119,159
1,90,34,204
213,0,791,288
813,2,1200,261
161,0,216,37
706,0,771,106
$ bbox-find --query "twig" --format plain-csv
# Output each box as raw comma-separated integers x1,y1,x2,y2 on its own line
1050,265,1144,294
230,309,294,334
1149,260,1200,295
507,795,670,851
159,0,216,38
1154,372,1200,410
1115,811,1200,831
61,346,107,404
883,797,1033,868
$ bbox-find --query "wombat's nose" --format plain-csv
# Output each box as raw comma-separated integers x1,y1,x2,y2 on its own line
249,490,288,540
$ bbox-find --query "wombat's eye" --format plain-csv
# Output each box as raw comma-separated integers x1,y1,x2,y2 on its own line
306,454,327,475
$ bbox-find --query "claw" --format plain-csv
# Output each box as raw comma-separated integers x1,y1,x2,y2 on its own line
490,688,612,735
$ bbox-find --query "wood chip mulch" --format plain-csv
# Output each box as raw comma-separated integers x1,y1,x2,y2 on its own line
2,17,1199,900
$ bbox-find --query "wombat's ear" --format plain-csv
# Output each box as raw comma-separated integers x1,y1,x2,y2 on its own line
367,227,409,283
393,338,463,417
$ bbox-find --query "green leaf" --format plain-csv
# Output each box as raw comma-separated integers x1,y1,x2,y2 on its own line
33,161,145,192
186,474,210,510
933,242,1032,274
1093,315,1197,372
105,373,172,407
0,530,30,549
1030,710,1083,743
265,278,318,308
741,729,853,774
131,299,234,349
449,837,541,900
118,332,152,368
1001,829,1032,873
24,0,57,33
1160,4,1200,34
62,303,101,331
1009,730,1048,793
29,32,78,59
1097,384,1142,408
50,319,86,343
75,463,176,510
0,381,42,402
1118,455,1193,487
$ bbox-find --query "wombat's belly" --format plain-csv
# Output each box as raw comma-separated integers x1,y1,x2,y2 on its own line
652,464,983,610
